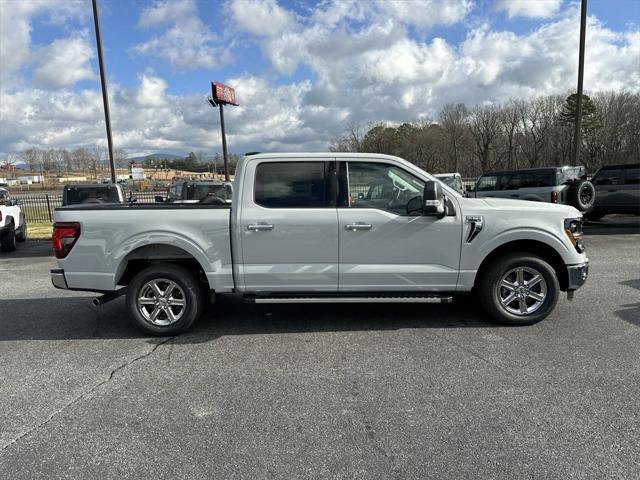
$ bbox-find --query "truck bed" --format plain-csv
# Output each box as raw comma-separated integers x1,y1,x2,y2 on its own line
53,203,234,292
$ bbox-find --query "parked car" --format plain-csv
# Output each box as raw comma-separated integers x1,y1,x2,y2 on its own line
51,153,588,336
468,166,595,212
434,173,465,194
62,183,126,206
0,187,27,252
156,180,233,204
586,163,640,220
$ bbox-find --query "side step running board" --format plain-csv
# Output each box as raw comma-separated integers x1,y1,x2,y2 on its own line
249,295,454,304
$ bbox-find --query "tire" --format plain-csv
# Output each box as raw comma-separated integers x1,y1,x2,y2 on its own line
126,263,203,336
0,223,16,252
16,220,27,242
584,211,605,221
478,253,560,326
567,180,595,212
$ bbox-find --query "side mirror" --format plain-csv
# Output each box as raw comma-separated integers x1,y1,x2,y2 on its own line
423,181,446,218
466,184,475,192
154,195,164,203
406,196,423,216
357,192,365,200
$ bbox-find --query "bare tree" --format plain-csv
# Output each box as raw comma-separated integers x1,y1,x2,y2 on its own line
329,122,364,152
114,148,128,169
1,153,19,170
23,148,42,172
439,103,470,172
469,104,503,173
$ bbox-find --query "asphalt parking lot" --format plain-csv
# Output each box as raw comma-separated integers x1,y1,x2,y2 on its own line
1,218,639,479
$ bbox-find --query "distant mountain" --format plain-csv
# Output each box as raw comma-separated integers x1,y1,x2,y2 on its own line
129,153,183,162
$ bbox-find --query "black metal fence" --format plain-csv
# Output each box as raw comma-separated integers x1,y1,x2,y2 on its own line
14,190,167,222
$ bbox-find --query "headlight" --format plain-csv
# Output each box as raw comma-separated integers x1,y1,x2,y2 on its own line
564,218,585,253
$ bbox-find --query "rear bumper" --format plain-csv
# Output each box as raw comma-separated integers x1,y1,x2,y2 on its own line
51,269,68,289
567,261,589,290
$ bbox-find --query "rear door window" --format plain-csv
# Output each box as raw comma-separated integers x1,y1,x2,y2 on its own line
594,169,624,186
255,162,330,208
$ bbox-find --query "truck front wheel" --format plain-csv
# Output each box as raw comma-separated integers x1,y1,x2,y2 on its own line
479,253,559,326
126,264,202,336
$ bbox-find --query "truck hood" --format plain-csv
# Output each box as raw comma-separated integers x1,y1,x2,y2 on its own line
475,197,581,217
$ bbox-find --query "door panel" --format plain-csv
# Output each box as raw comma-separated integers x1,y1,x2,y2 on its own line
239,159,339,292
337,160,462,291
339,209,462,291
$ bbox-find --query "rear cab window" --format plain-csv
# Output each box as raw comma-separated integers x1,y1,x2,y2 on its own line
254,162,332,208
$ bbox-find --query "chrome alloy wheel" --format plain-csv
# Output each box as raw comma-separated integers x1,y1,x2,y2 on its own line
495,266,547,316
137,279,186,326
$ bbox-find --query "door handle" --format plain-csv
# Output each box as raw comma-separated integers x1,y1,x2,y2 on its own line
510,194,519,198
607,189,617,192
345,223,372,231
247,223,274,231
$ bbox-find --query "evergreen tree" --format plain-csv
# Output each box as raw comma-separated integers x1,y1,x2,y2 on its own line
559,93,601,131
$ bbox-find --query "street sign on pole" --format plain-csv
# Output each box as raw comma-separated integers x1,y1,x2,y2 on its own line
208,82,238,182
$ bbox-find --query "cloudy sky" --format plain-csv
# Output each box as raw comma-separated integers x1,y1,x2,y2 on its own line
0,0,638,157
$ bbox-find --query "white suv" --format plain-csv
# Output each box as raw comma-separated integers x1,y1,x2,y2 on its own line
0,188,27,252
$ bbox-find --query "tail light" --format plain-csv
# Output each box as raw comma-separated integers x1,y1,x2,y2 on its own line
551,191,558,203
53,222,81,259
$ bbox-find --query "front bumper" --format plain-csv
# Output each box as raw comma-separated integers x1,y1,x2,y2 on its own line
51,269,68,289
567,261,589,290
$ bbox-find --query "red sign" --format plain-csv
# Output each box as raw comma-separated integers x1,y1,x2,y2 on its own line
213,82,237,105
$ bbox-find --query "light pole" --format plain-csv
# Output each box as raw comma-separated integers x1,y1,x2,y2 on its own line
91,0,116,182
571,0,588,166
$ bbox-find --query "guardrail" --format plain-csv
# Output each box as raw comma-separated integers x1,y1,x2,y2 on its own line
14,190,168,222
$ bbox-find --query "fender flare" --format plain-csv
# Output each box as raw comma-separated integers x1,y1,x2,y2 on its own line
111,231,217,289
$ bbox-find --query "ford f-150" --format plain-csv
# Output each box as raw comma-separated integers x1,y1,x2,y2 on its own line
51,153,589,335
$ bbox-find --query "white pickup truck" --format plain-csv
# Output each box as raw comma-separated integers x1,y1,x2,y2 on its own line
51,153,589,335
0,188,27,252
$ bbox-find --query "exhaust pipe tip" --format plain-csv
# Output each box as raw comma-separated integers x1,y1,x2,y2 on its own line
92,288,127,308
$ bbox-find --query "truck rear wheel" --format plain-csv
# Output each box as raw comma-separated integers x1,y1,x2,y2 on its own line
126,264,202,336
479,253,559,326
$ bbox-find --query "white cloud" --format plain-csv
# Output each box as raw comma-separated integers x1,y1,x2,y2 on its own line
0,0,86,86
32,33,96,88
494,0,562,19
378,0,473,28
135,74,169,108
131,0,228,70
230,0,296,37
138,0,195,27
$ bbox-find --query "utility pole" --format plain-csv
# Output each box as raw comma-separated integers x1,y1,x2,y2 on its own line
91,0,116,183
572,0,588,166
